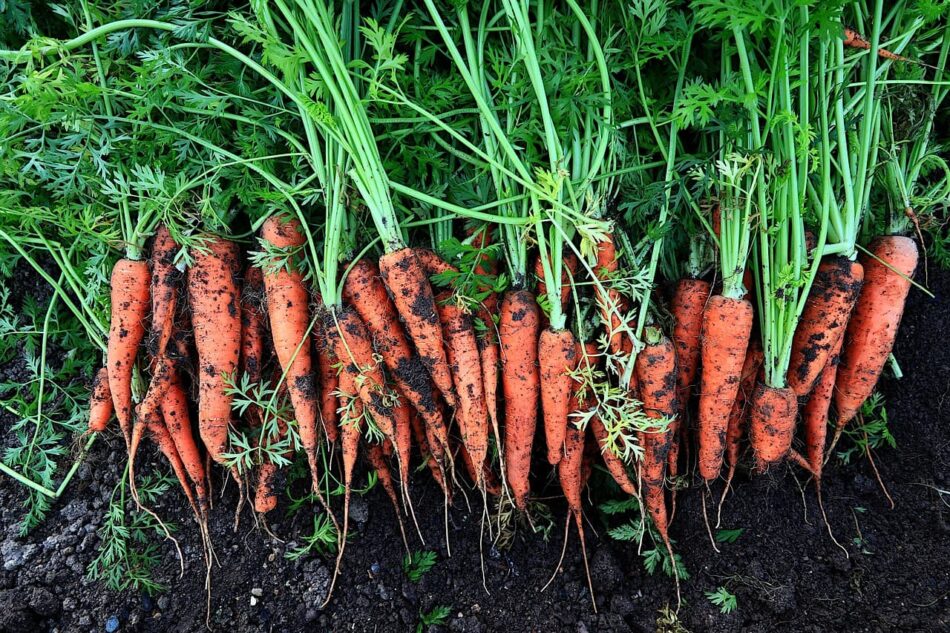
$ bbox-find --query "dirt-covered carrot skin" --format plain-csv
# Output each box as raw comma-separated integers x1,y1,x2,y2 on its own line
108,258,151,445
144,411,199,518
723,341,763,481
436,292,489,482
413,247,457,277
240,265,267,385
669,278,710,478
786,257,864,396
591,418,637,496
698,295,754,481
635,332,678,543
457,441,502,496
500,289,541,510
343,259,450,458
410,410,449,501
835,236,919,426
187,237,242,465
161,375,209,513
378,247,457,408
392,392,413,488
748,383,799,470
324,308,398,446
312,317,339,443
260,215,320,476
593,235,626,355
148,225,180,362
539,328,578,465
802,334,843,478
87,367,114,434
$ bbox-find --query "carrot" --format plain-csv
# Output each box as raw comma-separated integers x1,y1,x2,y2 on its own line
312,316,339,443
240,265,267,386
802,334,843,478
343,259,450,460
436,292,489,485
142,409,199,518
669,278,710,479
634,329,680,601
539,328,578,465
748,383,798,470
413,247,457,277
500,289,541,510
843,27,911,62
107,258,151,446
324,308,399,447
87,366,113,434
590,418,637,496
260,215,321,489
535,250,579,314
835,236,918,426
698,295,754,481
467,227,502,459
786,257,864,396
593,235,627,355
457,441,502,496
392,392,413,492
378,247,457,408
161,374,209,514
723,341,763,485
187,237,242,466
410,409,449,501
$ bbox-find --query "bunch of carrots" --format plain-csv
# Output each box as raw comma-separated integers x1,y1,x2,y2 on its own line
0,0,936,614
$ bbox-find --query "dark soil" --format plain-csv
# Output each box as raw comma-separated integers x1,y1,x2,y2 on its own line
0,267,948,633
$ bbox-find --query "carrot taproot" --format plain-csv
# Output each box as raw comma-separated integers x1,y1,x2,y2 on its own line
260,215,321,489
786,257,864,396
500,289,541,510
718,340,764,519
240,265,267,385
590,418,637,496
467,228,503,458
161,374,209,514
669,278,710,479
410,409,449,501
392,392,413,492
635,329,680,601
378,247,457,408
365,442,409,551
142,408,199,518
107,258,151,446
187,236,242,466
343,259,450,460
698,295,754,481
539,328,578,465
87,366,114,434
312,316,339,443
436,292,489,485
457,441,501,496
835,236,918,426
748,383,799,471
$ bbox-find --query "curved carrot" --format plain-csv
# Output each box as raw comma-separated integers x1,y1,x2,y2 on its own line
260,215,320,489
343,259,450,459
669,278,710,479
539,328,578,465
187,237,242,465
436,292,489,485
410,409,449,501
87,367,114,434
836,236,918,425
786,257,864,396
749,383,798,470
591,418,637,496
161,374,209,514
144,410,199,518
378,247,457,408
108,258,151,446
500,289,541,510
698,295,754,481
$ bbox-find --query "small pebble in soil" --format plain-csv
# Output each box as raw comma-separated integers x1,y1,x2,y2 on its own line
370,562,380,575
105,615,119,632
251,587,263,597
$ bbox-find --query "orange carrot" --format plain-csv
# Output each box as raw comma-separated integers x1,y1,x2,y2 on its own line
786,257,864,396
593,235,626,355
312,316,339,443
161,374,209,514
669,278,710,479
410,409,448,501
748,383,798,471
436,292,489,485
591,418,637,496
500,289,541,510
240,265,267,386
87,366,113,434
343,259,450,461
843,27,911,62
392,392,413,490
378,247,457,407
802,334,843,478
467,227,502,455
539,328,578,465
722,340,763,496
413,247,457,277
142,409,199,518
698,295,754,481
535,250,579,314
187,237,242,466
260,215,320,490
836,236,918,426
107,258,151,446
457,441,502,496
635,329,680,598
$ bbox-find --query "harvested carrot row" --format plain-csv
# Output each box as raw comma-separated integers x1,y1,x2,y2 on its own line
500,289,541,510
836,236,918,426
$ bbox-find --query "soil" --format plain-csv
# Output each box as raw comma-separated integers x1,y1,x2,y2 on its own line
0,267,948,633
